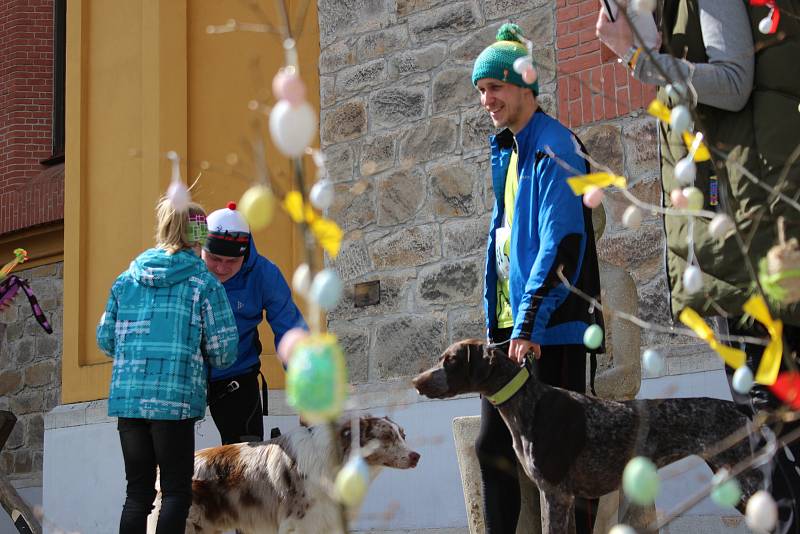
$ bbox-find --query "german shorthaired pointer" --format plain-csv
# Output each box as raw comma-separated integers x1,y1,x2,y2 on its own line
412,339,763,534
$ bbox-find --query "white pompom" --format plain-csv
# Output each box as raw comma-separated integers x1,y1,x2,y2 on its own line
622,205,642,229
310,179,335,210
683,265,703,294
670,105,692,134
709,214,735,240
608,525,637,534
269,100,317,158
674,157,696,186
746,490,778,532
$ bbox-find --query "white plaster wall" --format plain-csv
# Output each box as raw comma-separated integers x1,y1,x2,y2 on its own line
41,393,480,534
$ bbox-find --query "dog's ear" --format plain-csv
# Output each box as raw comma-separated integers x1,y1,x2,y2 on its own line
466,342,493,385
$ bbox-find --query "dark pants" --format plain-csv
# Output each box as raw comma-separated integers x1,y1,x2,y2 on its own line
476,328,597,534
117,417,195,534
209,370,264,445
726,321,800,534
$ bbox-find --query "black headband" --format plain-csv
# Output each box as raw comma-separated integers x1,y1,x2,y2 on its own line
204,230,249,257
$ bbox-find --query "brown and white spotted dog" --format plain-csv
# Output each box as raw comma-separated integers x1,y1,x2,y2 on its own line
147,415,419,534
413,339,764,534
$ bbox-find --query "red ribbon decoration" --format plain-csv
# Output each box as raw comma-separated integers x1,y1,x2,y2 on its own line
771,371,800,409
750,0,781,34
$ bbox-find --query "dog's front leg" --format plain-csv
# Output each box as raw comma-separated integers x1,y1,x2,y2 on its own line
539,491,576,534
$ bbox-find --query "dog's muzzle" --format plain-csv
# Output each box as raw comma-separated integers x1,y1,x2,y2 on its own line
412,368,449,398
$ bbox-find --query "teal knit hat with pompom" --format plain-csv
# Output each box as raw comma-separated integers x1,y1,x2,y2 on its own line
472,23,538,95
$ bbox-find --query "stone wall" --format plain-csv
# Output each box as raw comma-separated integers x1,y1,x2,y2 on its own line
0,262,63,482
317,1,717,388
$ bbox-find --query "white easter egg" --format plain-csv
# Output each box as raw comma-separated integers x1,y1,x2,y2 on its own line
269,100,317,158
683,265,703,294
309,269,343,310
310,179,335,210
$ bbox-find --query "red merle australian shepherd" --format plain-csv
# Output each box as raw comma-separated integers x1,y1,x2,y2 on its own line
147,415,420,534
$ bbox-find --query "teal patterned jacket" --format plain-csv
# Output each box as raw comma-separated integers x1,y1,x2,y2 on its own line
97,248,238,420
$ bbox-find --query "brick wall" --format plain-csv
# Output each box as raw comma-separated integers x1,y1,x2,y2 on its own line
0,0,64,235
555,0,657,128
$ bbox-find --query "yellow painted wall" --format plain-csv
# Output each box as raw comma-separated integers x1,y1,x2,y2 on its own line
64,0,319,404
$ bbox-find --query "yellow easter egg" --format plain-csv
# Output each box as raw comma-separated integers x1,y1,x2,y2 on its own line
239,185,275,230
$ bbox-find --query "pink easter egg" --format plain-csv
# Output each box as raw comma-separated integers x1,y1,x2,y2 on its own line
272,69,307,106
583,186,604,208
277,327,310,365
670,188,688,209
522,66,538,84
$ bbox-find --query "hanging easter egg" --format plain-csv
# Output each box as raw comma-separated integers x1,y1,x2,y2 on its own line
583,186,604,209
683,265,703,294
277,327,310,366
272,67,307,106
683,187,704,210
759,14,774,35
583,324,604,350
670,105,692,134
608,525,636,534
269,100,317,158
622,456,660,505
746,490,778,533
642,349,666,376
670,188,688,209
286,333,348,424
310,178,335,210
665,83,686,102
674,157,696,186
711,476,742,508
335,454,370,507
631,0,656,14
239,184,275,230
732,366,754,395
709,214,735,240
522,66,538,85
513,56,532,75
309,269,344,311
293,263,311,297
622,205,643,229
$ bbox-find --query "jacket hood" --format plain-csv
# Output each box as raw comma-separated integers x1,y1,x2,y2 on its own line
129,248,207,288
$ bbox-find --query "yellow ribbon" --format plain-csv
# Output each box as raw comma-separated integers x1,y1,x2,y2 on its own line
648,100,710,162
682,132,710,162
647,100,671,122
679,307,746,369
567,172,627,195
283,191,343,258
743,295,783,385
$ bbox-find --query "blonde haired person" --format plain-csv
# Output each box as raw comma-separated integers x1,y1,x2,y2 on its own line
97,196,238,534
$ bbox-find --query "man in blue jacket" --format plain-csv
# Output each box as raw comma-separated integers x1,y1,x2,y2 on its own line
473,23,603,534
202,201,307,444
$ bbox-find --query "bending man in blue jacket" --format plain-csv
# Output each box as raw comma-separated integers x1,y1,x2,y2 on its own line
473,23,604,534
202,201,307,444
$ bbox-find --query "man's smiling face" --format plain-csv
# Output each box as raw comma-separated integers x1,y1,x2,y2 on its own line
476,78,532,133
